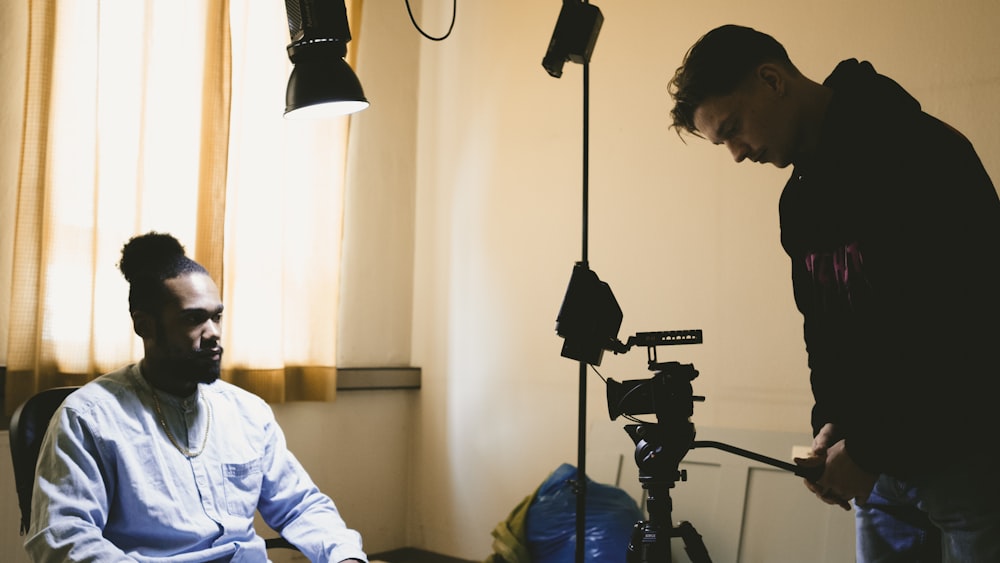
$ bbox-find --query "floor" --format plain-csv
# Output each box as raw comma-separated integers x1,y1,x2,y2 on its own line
368,547,479,563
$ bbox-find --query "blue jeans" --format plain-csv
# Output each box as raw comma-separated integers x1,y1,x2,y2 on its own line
856,454,1000,562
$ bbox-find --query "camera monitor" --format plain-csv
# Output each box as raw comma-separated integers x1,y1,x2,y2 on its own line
555,263,624,366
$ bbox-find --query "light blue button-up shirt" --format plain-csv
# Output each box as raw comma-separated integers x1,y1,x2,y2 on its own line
26,363,367,563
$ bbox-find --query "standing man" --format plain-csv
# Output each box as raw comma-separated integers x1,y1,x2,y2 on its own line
669,24,1000,561
27,232,368,563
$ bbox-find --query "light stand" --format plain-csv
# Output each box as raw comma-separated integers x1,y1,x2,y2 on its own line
542,3,604,563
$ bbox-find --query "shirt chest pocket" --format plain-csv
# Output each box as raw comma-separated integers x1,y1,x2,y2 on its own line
223,458,263,516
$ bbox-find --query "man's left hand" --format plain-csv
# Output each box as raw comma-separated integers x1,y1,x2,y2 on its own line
816,439,877,507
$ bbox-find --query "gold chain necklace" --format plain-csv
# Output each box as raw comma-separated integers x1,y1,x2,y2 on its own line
151,389,212,458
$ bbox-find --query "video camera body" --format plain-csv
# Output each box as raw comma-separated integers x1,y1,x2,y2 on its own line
609,360,704,486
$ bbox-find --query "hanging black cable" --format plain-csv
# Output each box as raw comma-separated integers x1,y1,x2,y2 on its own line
405,0,457,41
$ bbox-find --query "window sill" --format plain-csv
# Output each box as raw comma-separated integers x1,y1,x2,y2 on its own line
336,367,421,390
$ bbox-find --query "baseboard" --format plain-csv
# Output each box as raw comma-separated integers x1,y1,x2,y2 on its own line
368,547,477,563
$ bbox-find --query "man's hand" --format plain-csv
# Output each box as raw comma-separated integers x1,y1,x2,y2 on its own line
818,439,877,505
811,422,838,455
794,428,876,511
794,454,852,510
794,423,850,510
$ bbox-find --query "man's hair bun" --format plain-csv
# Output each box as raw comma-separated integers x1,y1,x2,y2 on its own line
118,232,187,283
117,232,207,313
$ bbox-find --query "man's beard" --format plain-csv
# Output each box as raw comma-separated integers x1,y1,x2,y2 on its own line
158,343,223,386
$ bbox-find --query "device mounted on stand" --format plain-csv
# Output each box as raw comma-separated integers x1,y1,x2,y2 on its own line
556,263,823,562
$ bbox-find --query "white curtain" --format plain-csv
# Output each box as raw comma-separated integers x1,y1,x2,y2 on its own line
6,0,358,414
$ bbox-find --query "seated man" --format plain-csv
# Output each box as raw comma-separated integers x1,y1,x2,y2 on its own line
26,232,367,563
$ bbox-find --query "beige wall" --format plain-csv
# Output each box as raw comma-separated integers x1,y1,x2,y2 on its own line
3,0,1000,561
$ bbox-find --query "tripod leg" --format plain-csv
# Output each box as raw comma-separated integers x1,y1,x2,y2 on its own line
675,521,711,563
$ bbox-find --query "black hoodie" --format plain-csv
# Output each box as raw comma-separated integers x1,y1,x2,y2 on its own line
779,59,1000,479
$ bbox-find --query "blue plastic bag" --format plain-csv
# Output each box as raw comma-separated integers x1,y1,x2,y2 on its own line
525,463,643,563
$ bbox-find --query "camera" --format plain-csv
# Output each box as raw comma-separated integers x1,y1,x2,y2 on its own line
607,361,701,423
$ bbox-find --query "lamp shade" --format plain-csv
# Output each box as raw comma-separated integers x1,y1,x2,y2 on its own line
284,56,369,119
283,0,368,119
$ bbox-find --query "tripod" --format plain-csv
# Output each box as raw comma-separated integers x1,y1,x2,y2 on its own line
622,421,711,563
604,347,711,563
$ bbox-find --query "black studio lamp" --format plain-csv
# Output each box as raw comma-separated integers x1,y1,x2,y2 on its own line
284,0,369,118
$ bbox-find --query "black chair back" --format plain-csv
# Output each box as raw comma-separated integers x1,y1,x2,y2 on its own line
8,386,81,535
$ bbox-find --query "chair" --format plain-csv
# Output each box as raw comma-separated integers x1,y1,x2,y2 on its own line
8,386,297,551
9,386,79,535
